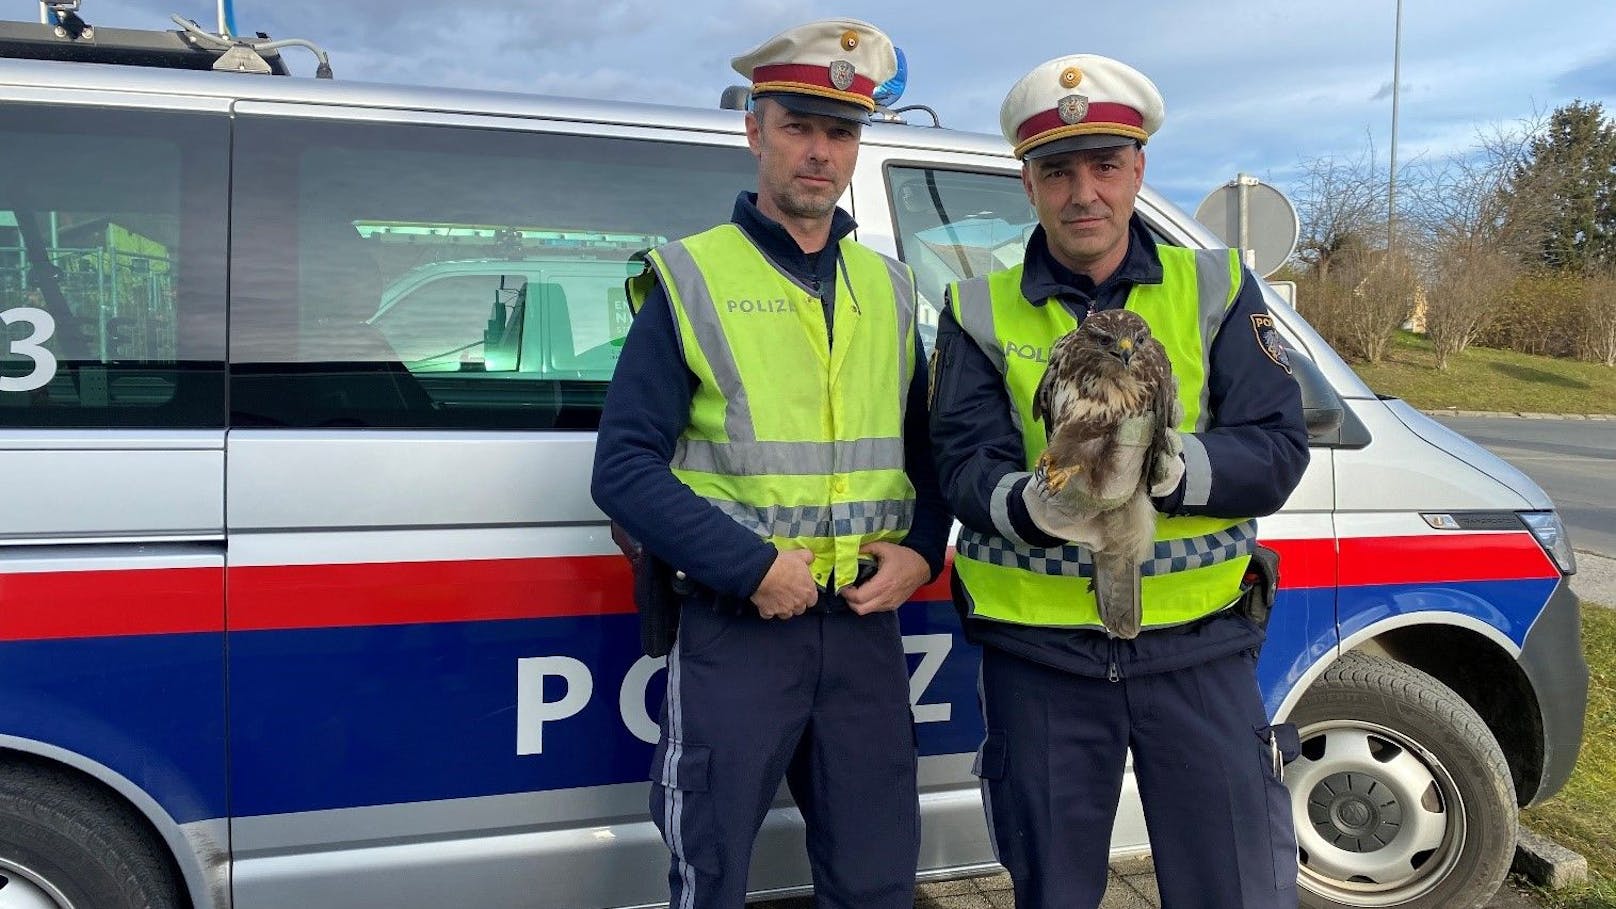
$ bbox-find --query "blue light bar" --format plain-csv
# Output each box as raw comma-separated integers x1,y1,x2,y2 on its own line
874,46,907,107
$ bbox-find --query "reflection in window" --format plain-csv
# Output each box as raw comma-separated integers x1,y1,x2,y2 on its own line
0,107,226,427
230,117,753,429
887,166,1035,353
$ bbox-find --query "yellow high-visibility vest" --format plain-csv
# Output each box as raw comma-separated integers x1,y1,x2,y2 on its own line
628,224,920,588
948,245,1256,629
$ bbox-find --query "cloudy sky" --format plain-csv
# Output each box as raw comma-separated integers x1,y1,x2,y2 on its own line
68,0,1616,216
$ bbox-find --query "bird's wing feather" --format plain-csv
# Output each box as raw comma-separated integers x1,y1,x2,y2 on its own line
1143,339,1180,469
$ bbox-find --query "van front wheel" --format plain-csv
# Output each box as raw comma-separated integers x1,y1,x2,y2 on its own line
1288,653,1516,909
0,761,182,909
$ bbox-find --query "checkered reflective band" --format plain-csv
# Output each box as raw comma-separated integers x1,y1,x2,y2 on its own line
957,519,1258,577
708,497,916,540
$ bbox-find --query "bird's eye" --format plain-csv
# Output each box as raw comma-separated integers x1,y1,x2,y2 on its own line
1090,330,1113,344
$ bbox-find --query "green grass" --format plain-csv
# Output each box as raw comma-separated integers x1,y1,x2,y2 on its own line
1520,603,1616,907
1348,332,1616,414
1526,879,1616,909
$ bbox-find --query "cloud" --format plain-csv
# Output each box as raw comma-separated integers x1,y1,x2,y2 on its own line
50,0,1616,225
1553,52,1616,101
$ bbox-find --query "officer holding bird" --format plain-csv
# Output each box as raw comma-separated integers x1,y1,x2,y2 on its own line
929,53,1310,909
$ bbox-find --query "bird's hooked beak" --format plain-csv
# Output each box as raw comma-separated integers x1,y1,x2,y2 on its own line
1115,336,1134,366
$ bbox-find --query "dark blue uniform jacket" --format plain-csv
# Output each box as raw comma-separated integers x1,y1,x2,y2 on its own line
592,193,950,600
930,217,1310,678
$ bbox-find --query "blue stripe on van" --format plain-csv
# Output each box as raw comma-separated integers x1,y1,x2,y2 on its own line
227,601,982,818
0,579,1554,822
0,632,227,824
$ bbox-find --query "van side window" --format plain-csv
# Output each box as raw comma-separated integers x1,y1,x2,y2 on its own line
228,116,752,429
0,106,227,427
885,166,1035,353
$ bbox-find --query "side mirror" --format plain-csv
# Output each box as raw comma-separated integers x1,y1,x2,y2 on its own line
1286,345,1345,442
719,85,752,112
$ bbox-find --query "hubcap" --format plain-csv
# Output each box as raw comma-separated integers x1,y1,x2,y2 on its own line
0,857,75,909
1310,770,1405,851
1288,721,1466,907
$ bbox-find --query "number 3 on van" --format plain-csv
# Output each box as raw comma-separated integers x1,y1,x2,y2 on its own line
1,306,58,393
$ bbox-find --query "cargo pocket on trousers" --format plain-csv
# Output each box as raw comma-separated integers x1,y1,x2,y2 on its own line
650,738,719,875
972,730,1013,869
1255,723,1301,890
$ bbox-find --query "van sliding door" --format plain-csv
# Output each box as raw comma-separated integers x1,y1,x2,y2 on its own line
223,103,754,909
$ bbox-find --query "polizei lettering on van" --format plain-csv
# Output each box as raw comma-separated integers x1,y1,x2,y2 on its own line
726,298,797,314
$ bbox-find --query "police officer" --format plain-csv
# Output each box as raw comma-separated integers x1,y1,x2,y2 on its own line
590,19,949,909
929,55,1310,909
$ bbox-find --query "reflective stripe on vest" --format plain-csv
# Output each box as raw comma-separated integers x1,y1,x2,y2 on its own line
948,245,1254,630
638,224,919,588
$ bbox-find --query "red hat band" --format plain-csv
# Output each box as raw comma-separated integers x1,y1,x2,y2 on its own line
1016,102,1145,145
751,63,878,110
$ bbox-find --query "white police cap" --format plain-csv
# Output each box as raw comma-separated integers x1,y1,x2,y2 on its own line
1000,54,1165,159
731,18,898,124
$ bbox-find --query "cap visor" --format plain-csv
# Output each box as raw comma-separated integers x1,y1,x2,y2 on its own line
1023,132,1138,159
755,91,871,124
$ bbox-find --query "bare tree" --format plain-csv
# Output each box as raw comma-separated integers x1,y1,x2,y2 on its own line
1583,269,1616,367
1342,247,1418,363
1401,119,1546,367
1423,248,1517,368
1292,133,1390,281
1406,124,1539,254
1297,245,1417,363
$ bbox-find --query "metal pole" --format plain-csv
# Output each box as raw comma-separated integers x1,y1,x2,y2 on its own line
39,2,50,24
1388,0,1403,252
1237,173,1253,270
217,0,231,36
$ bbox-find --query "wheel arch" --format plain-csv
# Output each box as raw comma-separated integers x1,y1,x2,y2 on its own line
0,735,227,909
1273,612,1544,809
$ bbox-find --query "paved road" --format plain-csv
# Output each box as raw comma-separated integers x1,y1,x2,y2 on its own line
1434,415,1616,605
1433,416,1616,558
757,864,1543,908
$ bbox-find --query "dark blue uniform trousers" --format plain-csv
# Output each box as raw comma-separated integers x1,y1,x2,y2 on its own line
976,646,1299,909
650,598,920,909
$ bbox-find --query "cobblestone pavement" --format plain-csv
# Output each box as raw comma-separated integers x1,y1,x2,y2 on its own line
755,858,1548,908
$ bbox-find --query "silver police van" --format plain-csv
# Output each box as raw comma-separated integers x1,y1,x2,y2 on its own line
0,11,1586,909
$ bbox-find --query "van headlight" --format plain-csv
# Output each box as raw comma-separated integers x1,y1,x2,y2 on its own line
1519,511,1577,576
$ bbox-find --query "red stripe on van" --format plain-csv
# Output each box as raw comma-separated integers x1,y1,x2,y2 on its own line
1339,532,1559,586
1261,537,1337,589
232,553,962,631
228,556,635,631
0,535,1558,640
0,567,224,641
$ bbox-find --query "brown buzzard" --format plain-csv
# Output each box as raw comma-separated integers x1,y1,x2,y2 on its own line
1031,308,1180,639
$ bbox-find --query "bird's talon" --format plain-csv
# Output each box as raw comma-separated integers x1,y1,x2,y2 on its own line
1045,464,1077,493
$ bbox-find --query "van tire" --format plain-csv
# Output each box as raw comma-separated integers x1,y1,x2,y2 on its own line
0,761,182,909
1289,652,1516,909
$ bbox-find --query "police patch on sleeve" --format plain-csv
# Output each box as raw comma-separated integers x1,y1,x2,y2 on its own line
1250,313,1292,374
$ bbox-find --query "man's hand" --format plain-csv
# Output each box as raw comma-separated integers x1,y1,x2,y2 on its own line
1149,428,1186,498
1022,478,1106,546
751,548,818,620
841,542,930,616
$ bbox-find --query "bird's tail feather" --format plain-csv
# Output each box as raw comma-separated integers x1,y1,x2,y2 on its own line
1093,551,1142,640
